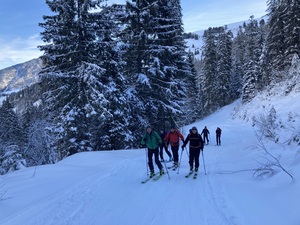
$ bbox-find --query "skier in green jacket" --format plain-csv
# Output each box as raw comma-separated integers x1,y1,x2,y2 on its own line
141,126,164,177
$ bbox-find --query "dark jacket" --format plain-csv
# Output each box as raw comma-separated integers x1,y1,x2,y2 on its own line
183,132,204,150
201,128,210,135
159,131,168,146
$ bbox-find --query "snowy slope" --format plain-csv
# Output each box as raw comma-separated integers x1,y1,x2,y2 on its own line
0,91,300,225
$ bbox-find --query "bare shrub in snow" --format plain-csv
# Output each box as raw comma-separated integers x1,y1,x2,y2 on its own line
253,132,294,181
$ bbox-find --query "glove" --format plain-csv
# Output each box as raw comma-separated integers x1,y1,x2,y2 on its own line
143,137,146,142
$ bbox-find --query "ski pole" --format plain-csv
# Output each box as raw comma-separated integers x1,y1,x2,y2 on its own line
162,159,171,180
177,148,184,174
145,148,149,175
201,150,207,175
184,146,189,158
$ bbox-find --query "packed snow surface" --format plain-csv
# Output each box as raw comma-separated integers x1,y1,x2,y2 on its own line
1,96,300,225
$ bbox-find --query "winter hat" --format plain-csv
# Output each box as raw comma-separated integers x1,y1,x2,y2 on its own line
191,126,197,131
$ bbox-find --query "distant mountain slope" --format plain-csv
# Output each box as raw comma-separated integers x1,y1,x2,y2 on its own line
0,58,42,93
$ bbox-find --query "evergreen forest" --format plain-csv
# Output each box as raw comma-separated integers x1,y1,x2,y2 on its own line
0,0,299,174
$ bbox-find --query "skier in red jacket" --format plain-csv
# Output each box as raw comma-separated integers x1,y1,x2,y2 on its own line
164,126,184,168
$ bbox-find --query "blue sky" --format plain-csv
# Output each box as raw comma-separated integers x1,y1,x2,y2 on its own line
0,0,267,70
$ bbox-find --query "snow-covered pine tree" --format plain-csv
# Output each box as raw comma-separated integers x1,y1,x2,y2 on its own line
39,0,129,155
261,0,293,84
21,105,57,166
242,17,262,103
201,27,232,115
0,105,26,175
231,26,246,99
183,52,200,123
0,99,24,148
201,26,233,110
144,0,190,129
114,0,153,137
257,18,269,91
282,0,300,70
232,18,267,100
215,26,233,106
194,59,205,116
287,53,300,92
0,145,26,175
119,0,189,133
89,5,132,150
200,28,217,116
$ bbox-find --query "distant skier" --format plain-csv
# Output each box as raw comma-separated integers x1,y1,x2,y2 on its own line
163,125,184,168
159,129,172,162
201,126,210,144
216,127,222,145
182,126,204,172
141,126,164,177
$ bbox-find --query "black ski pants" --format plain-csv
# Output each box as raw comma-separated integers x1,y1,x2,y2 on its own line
203,134,209,144
189,147,201,169
171,145,180,164
159,143,172,160
216,134,221,145
148,147,163,172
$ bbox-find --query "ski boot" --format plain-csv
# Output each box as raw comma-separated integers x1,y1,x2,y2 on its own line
150,170,155,178
160,168,164,175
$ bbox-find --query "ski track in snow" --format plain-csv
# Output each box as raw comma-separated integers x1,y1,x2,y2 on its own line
0,147,244,225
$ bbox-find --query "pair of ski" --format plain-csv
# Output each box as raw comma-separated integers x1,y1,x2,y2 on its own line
185,171,198,179
167,164,178,171
141,172,165,184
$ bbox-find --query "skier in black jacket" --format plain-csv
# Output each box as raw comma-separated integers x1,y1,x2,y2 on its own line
182,126,204,172
201,126,210,145
216,127,222,145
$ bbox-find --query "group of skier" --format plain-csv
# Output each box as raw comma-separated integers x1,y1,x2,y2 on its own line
141,125,222,178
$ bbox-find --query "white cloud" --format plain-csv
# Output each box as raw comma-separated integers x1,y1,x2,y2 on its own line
0,34,43,70
0,0,268,69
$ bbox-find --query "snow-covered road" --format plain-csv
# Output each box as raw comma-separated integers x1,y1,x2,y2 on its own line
1,100,299,225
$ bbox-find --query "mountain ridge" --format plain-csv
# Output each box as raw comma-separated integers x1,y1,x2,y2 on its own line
0,58,42,94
